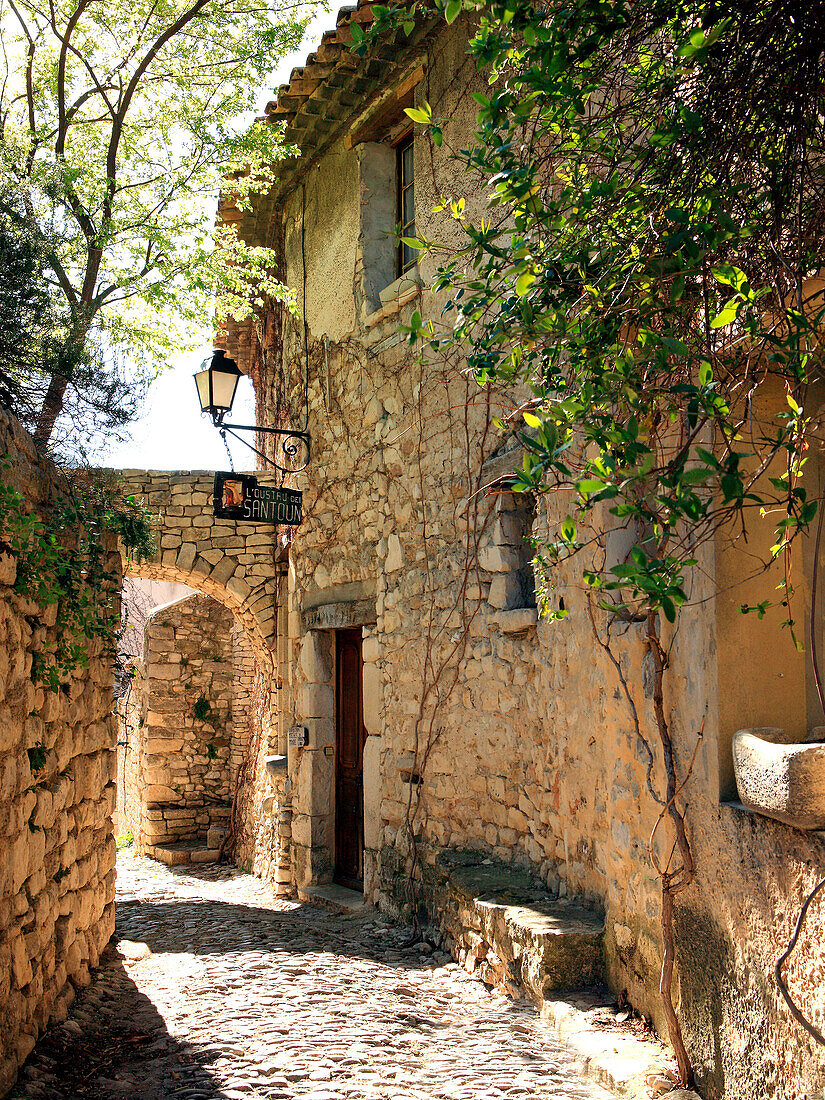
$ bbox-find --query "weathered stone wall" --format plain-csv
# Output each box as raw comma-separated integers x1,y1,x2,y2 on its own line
0,411,119,1096
231,625,255,787
115,593,269,862
115,585,275,866
131,594,234,853
226,16,825,1098
230,661,288,885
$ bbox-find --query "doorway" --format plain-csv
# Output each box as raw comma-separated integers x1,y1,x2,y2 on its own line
334,628,365,890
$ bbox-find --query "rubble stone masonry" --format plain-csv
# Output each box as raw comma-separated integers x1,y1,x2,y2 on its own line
219,17,825,1096
122,594,236,854
0,411,119,1095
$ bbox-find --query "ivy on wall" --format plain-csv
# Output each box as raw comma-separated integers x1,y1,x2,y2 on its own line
0,466,155,690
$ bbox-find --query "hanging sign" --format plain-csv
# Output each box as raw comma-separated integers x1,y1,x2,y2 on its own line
213,472,302,525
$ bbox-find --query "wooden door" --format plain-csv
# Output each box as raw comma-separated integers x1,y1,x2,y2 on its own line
334,629,365,890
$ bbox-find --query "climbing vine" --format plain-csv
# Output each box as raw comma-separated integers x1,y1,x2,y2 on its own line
192,694,213,722
352,0,825,1085
0,467,155,690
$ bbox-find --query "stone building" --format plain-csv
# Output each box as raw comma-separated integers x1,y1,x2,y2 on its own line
215,4,825,1097
108,468,290,881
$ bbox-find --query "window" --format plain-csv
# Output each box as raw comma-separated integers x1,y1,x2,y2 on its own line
396,132,416,277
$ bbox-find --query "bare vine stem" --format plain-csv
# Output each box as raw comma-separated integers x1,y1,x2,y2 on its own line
775,877,825,1048
587,592,700,1086
645,609,696,1087
809,492,825,720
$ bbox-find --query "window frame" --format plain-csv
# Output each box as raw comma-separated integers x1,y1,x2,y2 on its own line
395,129,416,278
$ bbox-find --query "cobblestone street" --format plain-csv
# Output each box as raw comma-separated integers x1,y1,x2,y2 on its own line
13,852,613,1100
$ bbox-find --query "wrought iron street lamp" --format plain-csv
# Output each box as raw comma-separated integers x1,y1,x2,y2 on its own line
194,349,310,473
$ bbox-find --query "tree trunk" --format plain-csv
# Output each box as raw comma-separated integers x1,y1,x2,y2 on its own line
34,371,69,448
660,882,694,1087
647,609,695,1088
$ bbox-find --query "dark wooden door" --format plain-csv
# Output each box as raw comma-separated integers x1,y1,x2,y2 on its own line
335,629,365,890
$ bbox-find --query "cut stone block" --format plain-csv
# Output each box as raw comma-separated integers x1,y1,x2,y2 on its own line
144,843,191,866
431,850,604,999
733,727,825,829
298,883,366,913
206,825,227,850
496,608,538,633
265,755,288,778
144,839,218,866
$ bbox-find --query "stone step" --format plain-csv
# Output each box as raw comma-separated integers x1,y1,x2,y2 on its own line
431,851,604,999
542,989,681,1096
144,840,219,866
298,883,367,914
427,853,689,1096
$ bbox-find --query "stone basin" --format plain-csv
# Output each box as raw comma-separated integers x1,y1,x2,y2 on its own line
264,754,288,778
732,727,825,829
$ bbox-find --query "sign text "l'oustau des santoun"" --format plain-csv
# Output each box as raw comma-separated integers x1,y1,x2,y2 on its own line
213,472,302,525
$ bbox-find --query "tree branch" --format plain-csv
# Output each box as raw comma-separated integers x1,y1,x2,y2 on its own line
6,0,38,168
56,0,92,156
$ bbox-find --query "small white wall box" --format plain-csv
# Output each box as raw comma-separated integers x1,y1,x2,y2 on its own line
288,725,309,748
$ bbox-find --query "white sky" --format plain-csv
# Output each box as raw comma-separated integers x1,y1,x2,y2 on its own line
102,7,335,474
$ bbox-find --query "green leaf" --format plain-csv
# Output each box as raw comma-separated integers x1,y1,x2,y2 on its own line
661,596,677,622
670,275,686,303
578,479,608,495
711,264,749,293
709,299,740,328
560,516,577,542
405,104,432,124
515,270,536,296
444,0,462,23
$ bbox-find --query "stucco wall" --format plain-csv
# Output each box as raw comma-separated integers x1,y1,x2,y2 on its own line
0,411,119,1096
239,18,825,1099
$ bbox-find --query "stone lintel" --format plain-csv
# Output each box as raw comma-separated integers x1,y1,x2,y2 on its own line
302,597,376,632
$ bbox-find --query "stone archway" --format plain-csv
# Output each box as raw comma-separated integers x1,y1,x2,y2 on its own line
117,592,252,863
115,469,283,668
111,468,286,867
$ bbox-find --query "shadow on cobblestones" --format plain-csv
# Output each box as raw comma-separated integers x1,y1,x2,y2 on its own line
10,945,226,1100
11,855,612,1100
116,899,429,969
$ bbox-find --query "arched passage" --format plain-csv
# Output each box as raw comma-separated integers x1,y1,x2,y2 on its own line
116,584,280,865
115,468,282,669
111,468,286,867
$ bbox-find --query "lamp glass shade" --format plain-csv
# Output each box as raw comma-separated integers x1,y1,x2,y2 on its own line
194,367,212,413
194,350,242,422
